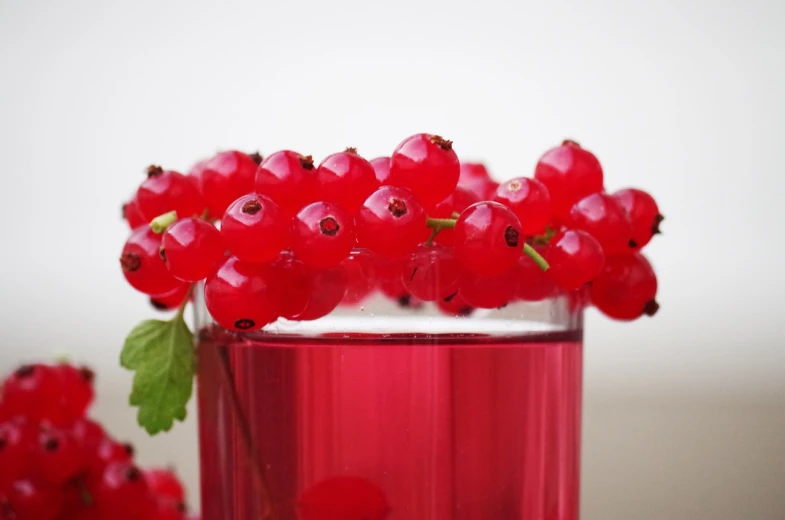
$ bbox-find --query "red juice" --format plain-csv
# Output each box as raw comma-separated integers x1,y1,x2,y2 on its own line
197,327,582,520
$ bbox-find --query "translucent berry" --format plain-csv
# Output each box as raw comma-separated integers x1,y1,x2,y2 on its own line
290,266,348,321
144,469,185,503
204,256,280,331
255,150,318,216
389,133,460,208
402,243,461,301
568,192,635,255
356,186,428,257
90,437,135,474
436,291,475,317
93,462,156,520
517,247,557,301
534,140,603,221
430,187,478,246
493,177,552,235
316,149,379,214
454,201,522,275
69,418,106,456
198,151,260,218
52,363,95,422
6,479,65,520
0,420,31,489
591,253,658,321
1,364,60,421
270,252,310,319
33,426,86,484
149,283,190,311
122,195,147,229
340,250,377,306
291,202,356,269
544,230,605,290
221,195,288,264
120,227,182,295
369,157,391,185
161,218,224,282
458,162,498,199
136,166,204,221
460,269,520,309
298,476,389,520
611,188,663,249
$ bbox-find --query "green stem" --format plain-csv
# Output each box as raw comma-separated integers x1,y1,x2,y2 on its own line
77,478,93,506
426,217,457,229
150,211,178,233
425,227,440,246
450,212,460,219
175,285,195,320
523,243,549,271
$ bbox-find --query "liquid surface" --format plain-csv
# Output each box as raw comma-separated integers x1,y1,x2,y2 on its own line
198,329,583,520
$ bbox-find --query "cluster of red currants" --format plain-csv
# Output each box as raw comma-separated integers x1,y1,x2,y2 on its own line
121,134,662,331
0,363,191,520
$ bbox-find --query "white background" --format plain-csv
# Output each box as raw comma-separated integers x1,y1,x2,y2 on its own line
1,0,784,518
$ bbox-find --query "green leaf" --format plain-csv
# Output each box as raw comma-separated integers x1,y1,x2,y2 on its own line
120,314,195,435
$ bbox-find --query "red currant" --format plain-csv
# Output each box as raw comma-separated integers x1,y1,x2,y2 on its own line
255,150,318,216
270,252,310,319
534,140,604,221
6,479,65,520
149,283,190,311
493,177,552,235
52,363,94,422
369,157,391,185
34,426,86,484
161,218,224,282
1,364,60,422
198,151,260,218
454,201,522,275
356,186,428,257
436,291,475,317
204,256,280,331
93,462,156,520
298,476,389,520
316,149,379,214
568,192,635,254
544,230,605,290
591,253,658,321
0,420,30,489
460,269,520,309
402,243,461,301
90,437,134,474
458,162,498,199
430,187,478,246
136,166,204,221
291,202,356,269
340,250,376,306
122,195,147,229
121,227,182,295
143,468,185,503
221,195,288,264
69,418,106,455
389,133,460,208
516,247,557,301
290,266,348,321
611,188,663,249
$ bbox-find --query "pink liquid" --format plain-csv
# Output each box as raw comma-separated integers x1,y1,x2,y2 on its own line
197,329,583,520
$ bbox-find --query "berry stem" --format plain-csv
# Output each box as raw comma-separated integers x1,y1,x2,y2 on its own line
425,227,440,246
150,211,178,234
77,477,93,506
450,212,460,219
523,243,549,271
426,217,457,229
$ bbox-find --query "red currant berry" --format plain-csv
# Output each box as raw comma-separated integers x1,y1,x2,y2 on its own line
340,250,376,306
430,187,479,246
377,261,421,309
221,195,288,264
255,150,318,216
270,252,310,319
316,149,379,214
198,151,260,218
94,462,156,520
493,177,552,235
1,364,60,421
458,162,498,199
591,253,658,321
298,476,389,520
204,256,280,331
52,363,94,422
150,283,190,311
402,243,461,301
290,266,348,321
6,479,65,520
69,418,106,454
143,469,185,503
516,247,557,301
161,218,224,282
389,134,460,208
122,195,147,229
568,192,635,254
436,291,475,317
369,157,391,185
356,186,428,257
611,188,663,249
462,268,520,309
121,227,182,295
89,437,134,475
0,420,30,489
534,140,604,221
150,500,188,520
291,202,355,269
136,166,204,221
544,230,605,290
34,426,86,484
454,201,523,276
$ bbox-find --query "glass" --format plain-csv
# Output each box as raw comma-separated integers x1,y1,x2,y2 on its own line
195,285,583,520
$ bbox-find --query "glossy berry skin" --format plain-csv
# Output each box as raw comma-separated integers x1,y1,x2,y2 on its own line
340,250,377,306
136,167,204,221
369,157,391,185
122,195,147,229
255,150,318,216
430,187,478,246
144,468,185,503
454,202,523,276
298,476,389,520
460,269,519,309
389,133,460,208
493,177,552,235
149,283,190,311
544,230,605,290
591,253,658,321
356,186,428,257
290,266,348,321
204,256,280,331
90,437,134,474
6,479,65,520
316,150,379,214
534,140,604,221
611,188,663,249
121,227,182,296
1,365,60,422
0,420,30,489
458,162,498,200
33,426,86,484
161,218,224,282
52,364,94,422
291,202,356,269
198,151,260,218
568,192,635,255
93,462,156,520
270,252,310,319
435,291,474,317
221,195,288,264
402,244,461,301
517,247,558,301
